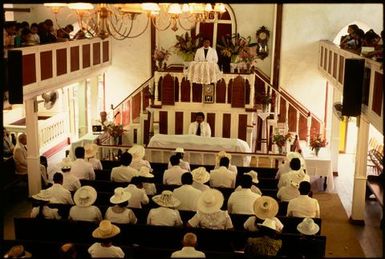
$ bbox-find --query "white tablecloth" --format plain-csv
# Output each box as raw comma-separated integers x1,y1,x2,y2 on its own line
186,61,223,84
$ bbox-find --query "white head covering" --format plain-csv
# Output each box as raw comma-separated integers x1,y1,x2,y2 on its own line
152,190,181,208
245,170,259,184
128,145,146,160
74,186,97,207
197,189,224,214
191,167,210,184
110,187,131,204
297,217,320,235
92,220,121,239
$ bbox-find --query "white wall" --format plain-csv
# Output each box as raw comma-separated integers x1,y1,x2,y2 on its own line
280,3,383,120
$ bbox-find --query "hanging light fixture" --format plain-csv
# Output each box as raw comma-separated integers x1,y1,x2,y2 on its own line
45,2,226,40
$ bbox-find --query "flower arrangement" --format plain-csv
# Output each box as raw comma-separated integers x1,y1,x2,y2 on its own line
273,133,291,147
153,46,170,62
256,92,272,105
216,33,257,63
106,123,124,139
310,134,327,150
174,32,203,61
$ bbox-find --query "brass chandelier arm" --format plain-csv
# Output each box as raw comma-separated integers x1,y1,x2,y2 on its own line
107,13,135,40
178,17,197,31
151,15,172,32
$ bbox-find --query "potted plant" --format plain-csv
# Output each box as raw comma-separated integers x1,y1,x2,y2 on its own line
310,133,327,156
256,92,272,112
236,47,258,73
106,123,125,145
153,46,170,71
273,133,286,154
173,32,203,63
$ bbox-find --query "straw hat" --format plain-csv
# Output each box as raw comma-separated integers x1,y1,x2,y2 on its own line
110,187,131,204
128,145,145,160
216,151,232,165
297,217,320,235
84,143,98,158
74,186,97,207
4,245,32,258
245,170,259,184
138,166,154,178
286,151,301,161
292,170,306,182
175,147,184,153
191,167,210,184
253,196,279,220
61,157,72,170
257,218,278,231
290,180,300,189
32,189,51,202
152,190,181,208
197,189,224,214
92,220,121,239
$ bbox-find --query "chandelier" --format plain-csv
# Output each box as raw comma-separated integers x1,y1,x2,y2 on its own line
44,3,226,40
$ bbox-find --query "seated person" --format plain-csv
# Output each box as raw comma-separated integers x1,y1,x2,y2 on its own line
340,24,359,48
29,23,40,44
188,112,211,137
70,146,95,180
138,166,157,195
128,144,152,170
297,217,320,236
243,196,283,232
168,147,190,171
228,174,261,215
163,155,187,185
187,189,233,230
59,243,77,259
105,187,137,224
13,133,28,176
277,180,300,202
30,189,61,220
124,176,149,208
69,186,102,222
194,39,218,63
3,245,32,258
287,181,320,218
191,167,211,192
173,173,202,211
147,191,183,226
88,220,124,258
111,152,138,182
214,151,238,175
45,173,74,204
278,158,309,189
209,157,236,188
171,232,206,258
40,155,50,188
59,158,81,192
3,129,14,158
235,170,262,195
85,143,103,170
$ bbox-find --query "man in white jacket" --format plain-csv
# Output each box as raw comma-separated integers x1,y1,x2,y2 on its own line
194,39,218,63
188,112,211,137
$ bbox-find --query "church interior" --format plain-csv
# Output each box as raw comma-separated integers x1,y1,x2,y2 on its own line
1,2,383,258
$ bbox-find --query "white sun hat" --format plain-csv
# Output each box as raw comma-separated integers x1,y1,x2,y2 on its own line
197,189,224,214
175,147,184,153
297,217,320,235
74,186,97,207
191,167,210,184
257,218,278,231
110,187,131,204
32,189,52,202
152,190,181,208
60,157,73,170
215,151,232,165
290,180,300,189
92,220,121,239
253,196,279,220
84,143,98,158
245,170,259,184
128,145,146,160
138,166,154,178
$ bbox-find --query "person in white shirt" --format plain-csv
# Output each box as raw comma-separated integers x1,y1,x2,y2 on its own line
13,133,28,175
69,186,102,222
188,112,211,137
168,147,190,172
30,189,61,220
194,39,218,63
70,147,95,180
59,158,81,192
209,157,236,188
111,152,138,182
287,181,320,218
173,173,202,211
276,152,306,180
277,158,309,189
163,155,187,185
45,173,74,204
188,189,233,230
147,191,183,227
3,129,14,157
214,151,238,176
277,180,300,202
171,232,206,258
191,167,211,192
234,170,262,195
228,174,261,215
84,143,103,170
105,187,137,224
88,220,124,258
138,166,157,195
124,177,150,208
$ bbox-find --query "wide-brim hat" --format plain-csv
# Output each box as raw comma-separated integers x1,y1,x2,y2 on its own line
128,145,146,160
245,170,259,184
152,190,181,208
92,220,120,239
216,151,232,165
175,147,184,153
290,180,300,189
257,218,278,231
192,167,210,184
197,189,224,214
84,143,98,158
4,245,32,258
286,151,301,161
292,169,306,182
253,196,279,220
138,166,154,178
74,186,97,207
32,189,51,202
110,187,131,204
61,157,73,170
297,217,320,235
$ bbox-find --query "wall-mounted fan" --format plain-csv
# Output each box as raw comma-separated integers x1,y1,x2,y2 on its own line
41,91,58,110
333,102,344,121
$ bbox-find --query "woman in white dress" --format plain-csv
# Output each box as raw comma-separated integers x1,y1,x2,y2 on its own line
105,187,137,224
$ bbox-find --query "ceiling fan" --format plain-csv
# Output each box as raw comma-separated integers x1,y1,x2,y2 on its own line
39,91,58,110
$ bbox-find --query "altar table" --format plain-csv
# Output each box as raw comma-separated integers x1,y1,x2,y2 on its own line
186,61,223,84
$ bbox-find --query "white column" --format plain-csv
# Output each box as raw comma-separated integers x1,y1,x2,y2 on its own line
154,72,161,106
351,115,369,222
330,88,342,173
25,98,42,196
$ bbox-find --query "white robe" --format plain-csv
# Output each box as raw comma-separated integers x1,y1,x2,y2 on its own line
194,47,218,63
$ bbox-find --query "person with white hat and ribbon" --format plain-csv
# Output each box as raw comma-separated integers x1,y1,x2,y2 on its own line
128,144,152,171
105,187,137,224
297,217,320,235
214,150,238,176
69,186,102,222
173,173,203,211
88,220,124,258
243,196,283,232
163,155,187,185
84,143,103,170
168,147,191,172
59,157,81,192
187,189,233,230
147,190,183,226
191,167,211,192
124,176,150,209
110,152,139,183
209,156,236,188
235,170,262,195
277,180,300,202
287,181,320,218
30,189,61,219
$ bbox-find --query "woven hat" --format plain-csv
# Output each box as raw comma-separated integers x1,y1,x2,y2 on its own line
257,218,278,231
74,186,97,207
293,170,306,182
138,166,154,178
128,145,145,160
175,147,184,153
290,180,300,189
191,167,210,184
253,196,279,219
245,170,259,184
297,217,320,235
61,157,72,170
197,189,224,214
4,245,32,258
92,220,120,239
216,151,232,165
32,189,51,202
84,143,98,158
152,190,181,208
110,187,131,204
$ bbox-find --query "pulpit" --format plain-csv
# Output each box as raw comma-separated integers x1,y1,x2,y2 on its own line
186,61,223,84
